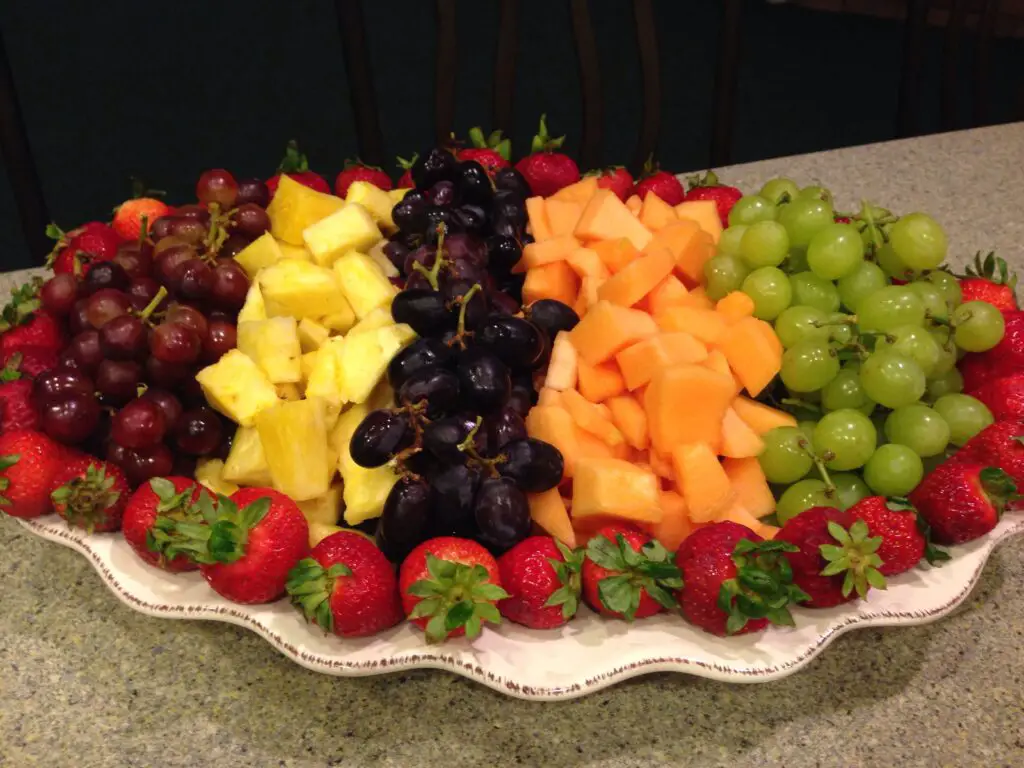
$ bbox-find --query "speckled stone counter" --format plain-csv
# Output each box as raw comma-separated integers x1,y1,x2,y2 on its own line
3,124,1024,768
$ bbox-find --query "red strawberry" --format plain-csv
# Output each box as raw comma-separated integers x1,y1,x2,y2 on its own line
514,114,580,198
286,530,402,638
0,355,39,432
834,215,852,224
775,507,886,608
334,159,393,198
113,198,171,242
122,476,202,572
0,429,61,518
634,156,686,206
164,487,309,603
959,251,1018,312
399,536,507,643
46,221,123,275
971,374,1024,419
266,140,330,196
684,170,743,226
846,496,947,576
0,311,64,357
49,457,129,533
909,460,1016,544
457,127,512,178
497,535,583,629
1,346,56,379
589,166,634,201
396,154,418,189
675,521,807,636
958,420,1024,487
958,310,1024,394
581,525,682,621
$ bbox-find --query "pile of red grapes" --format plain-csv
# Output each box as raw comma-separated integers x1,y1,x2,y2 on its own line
33,169,265,486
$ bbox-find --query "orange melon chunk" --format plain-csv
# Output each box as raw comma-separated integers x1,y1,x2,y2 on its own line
676,285,714,309
596,247,675,308
639,193,678,231
552,176,599,205
643,274,690,315
648,447,675,481
526,197,552,241
590,238,639,275
722,457,775,519
716,291,755,322
671,443,733,522
673,230,715,284
605,395,649,450
646,364,734,453
562,388,624,447
641,218,699,265
625,194,642,215
569,300,659,366
650,490,694,550
731,396,797,435
720,407,766,458
546,199,584,238
537,387,563,408
576,427,617,461
615,332,708,391
544,331,578,392
516,235,579,272
577,358,626,403
717,316,783,397
702,349,739,392
654,306,729,345
523,260,578,307
525,406,578,478
675,199,723,244
566,247,610,279
575,190,653,251
578,275,604,313
719,498,768,535
572,458,662,523
528,489,577,548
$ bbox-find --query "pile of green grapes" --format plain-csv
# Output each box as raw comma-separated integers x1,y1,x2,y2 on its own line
704,178,1001,524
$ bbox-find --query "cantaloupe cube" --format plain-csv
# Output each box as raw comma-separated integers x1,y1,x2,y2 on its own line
597,247,675,308
717,316,783,398
576,426,618,461
759,524,780,540
615,332,708,391
716,291,755,322
575,190,653,251
671,443,734,522
551,176,598,205
526,197,552,241
537,388,563,407
579,275,605,313
720,407,766,458
639,193,678,231
641,219,713,283
646,364,735,453
752,316,783,358
654,306,729,345
677,286,714,309
525,406,578,478
625,194,643,215
566,247,610,279
577,358,626,403
648,448,675,481
544,332,578,391
572,458,661,523
675,199,723,244
702,349,739,392
569,300,659,366
528,489,577,548
561,389,624,447
650,490,694,550
606,395,649,450
516,235,580,273
523,261,579,307
590,238,639,274
731,396,797,435
642,274,690,315
546,199,584,238
722,456,775,519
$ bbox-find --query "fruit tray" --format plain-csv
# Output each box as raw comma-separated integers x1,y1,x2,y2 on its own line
18,510,1023,700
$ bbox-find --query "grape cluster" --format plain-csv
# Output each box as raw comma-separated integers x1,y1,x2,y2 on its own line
35,170,263,485
709,180,1001,522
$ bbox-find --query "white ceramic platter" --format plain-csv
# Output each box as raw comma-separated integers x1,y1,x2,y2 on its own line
17,512,1024,701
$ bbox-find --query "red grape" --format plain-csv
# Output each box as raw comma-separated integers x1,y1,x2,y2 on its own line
218,233,252,260
168,218,208,245
69,298,92,335
211,261,249,310
236,179,270,208
176,204,211,223
232,203,270,237
33,369,94,407
202,320,236,362
177,258,215,301
145,356,192,388
120,444,174,487
127,277,164,312
112,398,167,449
175,406,224,455
106,440,129,466
154,235,190,256
40,392,100,444
86,289,131,329
112,243,153,279
40,274,79,316
100,315,148,360
149,216,176,241
177,374,206,406
67,330,104,372
150,322,201,364
165,304,208,338
140,389,183,433
196,169,239,209
95,359,142,403
84,261,130,294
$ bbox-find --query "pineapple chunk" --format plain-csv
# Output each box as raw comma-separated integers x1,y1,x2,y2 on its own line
367,241,400,278
237,317,302,384
297,317,330,352
388,188,411,205
332,403,399,525
255,397,332,501
258,258,352,319
306,337,347,422
347,306,395,336
296,481,344,526
275,382,303,401
333,252,397,319
195,458,239,497
309,522,344,547
238,281,267,323
234,232,284,279
300,350,318,383
321,305,357,334
302,203,381,267
367,378,397,410
339,323,416,403
277,241,312,261
196,350,279,427
346,181,398,232
223,426,273,486
267,175,346,245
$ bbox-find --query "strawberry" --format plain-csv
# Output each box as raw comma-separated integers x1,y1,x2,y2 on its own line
589,166,634,201
266,140,330,196
163,487,309,603
334,159,393,198
971,374,1024,419
396,154,418,189
398,536,508,643
49,457,129,533
684,170,742,226
286,530,402,638
514,114,580,198
958,420,1024,488
958,310,1024,393
113,198,171,242
0,429,61,518
0,355,39,432
846,496,948,576
457,127,512,178
909,460,1017,544
0,311,64,357
959,251,1018,312
46,221,123,275
497,535,583,629
675,521,807,636
581,525,682,621
775,507,886,608
1,346,56,379
634,156,686,206
122,476,202,572
834,215,852,224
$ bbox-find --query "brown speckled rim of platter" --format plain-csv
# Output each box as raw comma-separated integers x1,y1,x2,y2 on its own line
16,516,1024,701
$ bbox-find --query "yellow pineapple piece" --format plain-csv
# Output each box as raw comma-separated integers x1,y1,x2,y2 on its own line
275,382,303,401
196,349,279,426
276,241,312,261
339,323,416,403
388,188,411,205
306,337,347,423
321,305,356,334
297,317,330,352
367,378,397,410
223,426,273,486
236,317,302,384
302,202,381,267
233,232,284,279
308,522,344,547
300,350,318,383
367,241,400,278
346,180,398,233
332,403,399,525
296,481,344,526
347,306,395,337
195,458,240,497
238,281,267,323
267,175,345,245
257,258,352,319
333,251,397,319
255,397,332,501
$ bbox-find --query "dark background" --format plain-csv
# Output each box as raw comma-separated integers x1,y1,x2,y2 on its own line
1,0,1021,271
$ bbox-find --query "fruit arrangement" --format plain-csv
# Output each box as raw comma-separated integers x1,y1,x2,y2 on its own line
2,123,1023,651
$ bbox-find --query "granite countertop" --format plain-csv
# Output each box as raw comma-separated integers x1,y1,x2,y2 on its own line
3,124,1024,768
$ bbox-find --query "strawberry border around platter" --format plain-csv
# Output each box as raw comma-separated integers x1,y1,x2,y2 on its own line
16,512,1024,701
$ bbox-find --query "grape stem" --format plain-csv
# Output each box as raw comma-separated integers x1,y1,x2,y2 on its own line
781,397,821,414
857,200,884,257
137,286,168,324
812,315,857,329
458,415,505,477
202,202,231,258
798,438,837,494
455,284,482,337
411,224,448,291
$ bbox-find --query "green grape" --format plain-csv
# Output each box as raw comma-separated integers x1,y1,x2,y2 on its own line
806,223,863,280
832,472,872,510
704,254,750,301
759,178,800,205
778,197,834,248
837,261,887,312
821,368,875,413
859,352,927,409
797,420,818,444
814,408,877,470
728,195,776,227
759,427,814,484
827,313,855,346
875,243,917,281
739,220,790,269
926,367,964,400
889,212,948,271
928,326,957,375
860,223,888,255
857,285,926,332
742,266,792,320
789,271,840,313
925,270,962,307
781,339,840,392
932,394,993,446
863,444,924,496
952,300,1006,352
718,224,748,256
908,281,949,322
776,479,839,525
798,185,834,205
874,324,942,377
784,247,810,274
774,305,830,348
884,403,951,457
